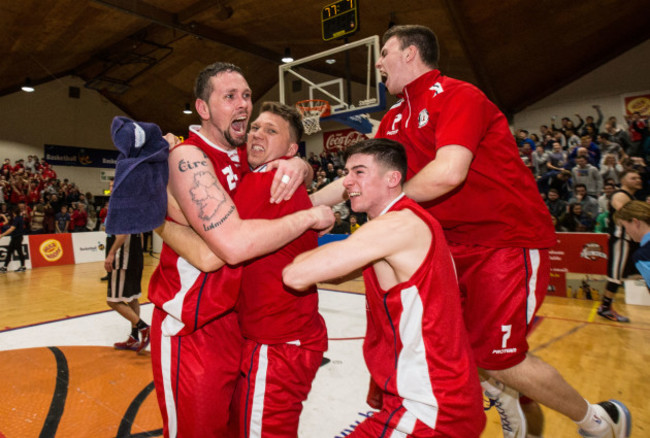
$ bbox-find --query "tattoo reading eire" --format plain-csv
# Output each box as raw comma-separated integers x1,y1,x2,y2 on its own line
203,205,235,231
178,158,208,172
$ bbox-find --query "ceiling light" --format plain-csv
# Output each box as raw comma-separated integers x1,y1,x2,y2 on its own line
282,48,294,63
183,103,192,115
21,78,34,93
325,58,336,64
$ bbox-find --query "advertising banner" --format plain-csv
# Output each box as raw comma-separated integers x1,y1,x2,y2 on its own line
44,144,118,168
72,231,108,263
322,128,368,153
28,233,75,268
623,91,650,117
0,236,32,271
548,233,608,300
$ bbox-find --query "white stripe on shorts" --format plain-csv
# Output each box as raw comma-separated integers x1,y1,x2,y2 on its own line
527,249,540,325
249,344,269,438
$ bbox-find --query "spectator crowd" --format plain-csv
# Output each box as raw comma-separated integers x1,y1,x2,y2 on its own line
0,155,107,235
507,106,649,233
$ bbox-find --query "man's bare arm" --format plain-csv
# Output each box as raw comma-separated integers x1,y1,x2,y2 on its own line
309,177,347,207
104,234,128,272
403,145,473,203
156,220,224,272
168,146,334,265
283,210,428,291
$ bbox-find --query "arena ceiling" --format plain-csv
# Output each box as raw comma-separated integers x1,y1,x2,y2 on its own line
2,0,650,136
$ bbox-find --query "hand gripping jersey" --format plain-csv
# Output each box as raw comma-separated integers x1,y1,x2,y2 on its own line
362,195,484,436
376,69,555,249
147,126,245,337
234,167,327,351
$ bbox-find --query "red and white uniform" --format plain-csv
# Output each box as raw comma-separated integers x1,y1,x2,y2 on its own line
376,70,555,369
351,194,484,437
233,166,327,437
149,126,245,438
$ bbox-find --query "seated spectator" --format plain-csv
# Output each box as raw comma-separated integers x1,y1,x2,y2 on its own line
598,132,626,162
571,156,602,198
545,188,568,219
568,184,600,221
605,122,633,156
325,162,338,181
70,202,88,232
598,182,616,214
350,215,360,233
516,129,536,149
31,203,45,234
55,205,71,233
599,154,623,185
519,143,534,173
560,203,594,232
532,145,550,178
594,210,609,233
330,211,350,235
565,129,581,152
545,169,572,200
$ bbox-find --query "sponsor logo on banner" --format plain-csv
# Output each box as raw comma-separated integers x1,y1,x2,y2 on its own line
623,91,650,117
548,233,608,299
323,129,369,153
580,242,607,261
72,231,108,263
40,239,63,261
28,233,75,268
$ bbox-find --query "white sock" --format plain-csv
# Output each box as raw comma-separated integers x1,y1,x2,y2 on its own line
576,402,607,436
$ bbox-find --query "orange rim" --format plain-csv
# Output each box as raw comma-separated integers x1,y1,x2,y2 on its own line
295,99,331,118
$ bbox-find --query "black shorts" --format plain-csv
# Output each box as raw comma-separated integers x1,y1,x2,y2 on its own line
107,268,142,302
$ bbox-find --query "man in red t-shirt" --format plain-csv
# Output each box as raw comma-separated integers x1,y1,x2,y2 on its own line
371,24,630,438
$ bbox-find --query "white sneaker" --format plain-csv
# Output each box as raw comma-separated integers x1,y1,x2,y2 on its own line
578,400,631,438
482,378,527,438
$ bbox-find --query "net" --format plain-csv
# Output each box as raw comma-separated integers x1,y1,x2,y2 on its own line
295,99,331,135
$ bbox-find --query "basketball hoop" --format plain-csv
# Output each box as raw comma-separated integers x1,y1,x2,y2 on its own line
295,99,331,135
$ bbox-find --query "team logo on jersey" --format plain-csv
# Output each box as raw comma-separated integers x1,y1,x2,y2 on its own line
387,113,403,135
580,243,607,261
430,82,444,96
418,109,429,128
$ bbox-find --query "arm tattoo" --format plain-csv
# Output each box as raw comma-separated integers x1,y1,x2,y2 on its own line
189,171,227,221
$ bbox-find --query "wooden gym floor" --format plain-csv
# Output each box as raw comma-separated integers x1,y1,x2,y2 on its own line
0,255,649,437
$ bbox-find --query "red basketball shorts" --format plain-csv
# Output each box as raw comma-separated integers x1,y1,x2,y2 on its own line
236,340,323,438
150,308,244,438
448,243,550,370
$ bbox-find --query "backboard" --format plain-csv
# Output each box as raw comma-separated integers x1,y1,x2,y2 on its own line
278,35,386,134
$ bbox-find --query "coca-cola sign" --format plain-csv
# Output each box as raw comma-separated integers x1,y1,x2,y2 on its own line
323,128,369,153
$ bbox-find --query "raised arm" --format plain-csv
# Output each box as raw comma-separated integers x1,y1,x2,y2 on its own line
402,145,473,203
168,145,333,265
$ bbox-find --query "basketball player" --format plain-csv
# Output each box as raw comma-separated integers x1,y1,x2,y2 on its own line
147,63,333,437
104,233,149,353
163,102,327,437
371,24,630,438
284,138,485,437
601,169,642,322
